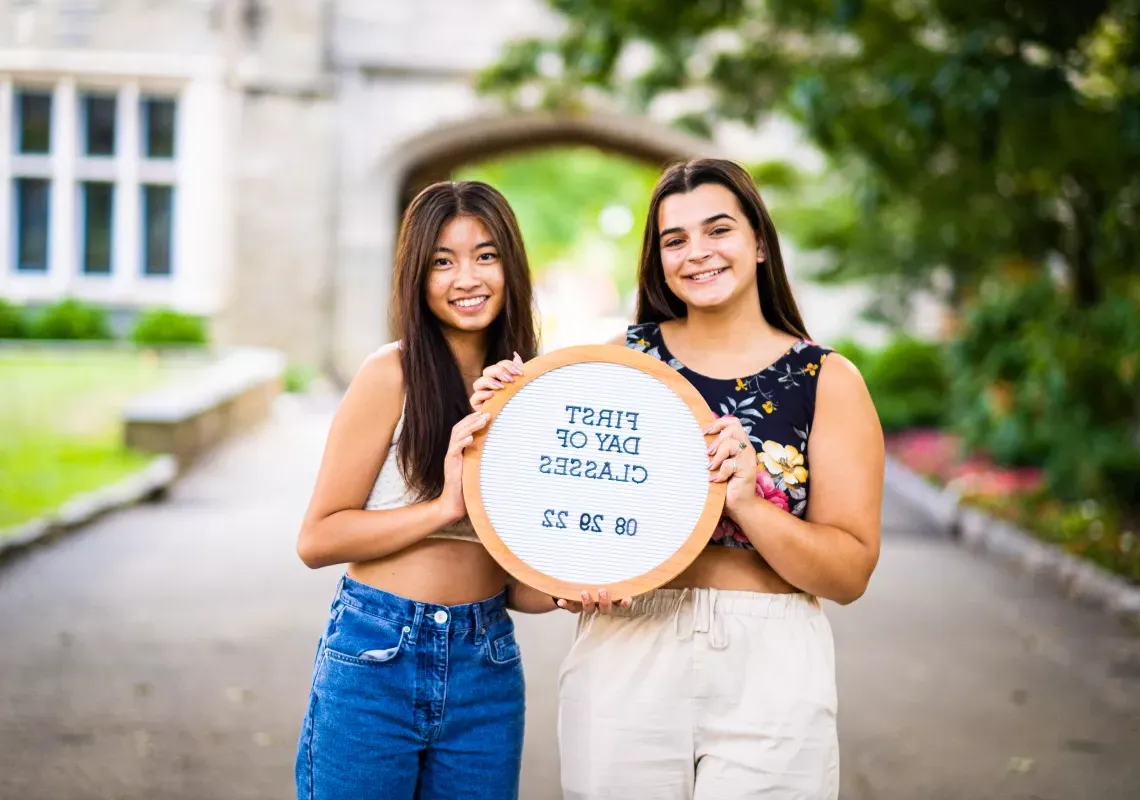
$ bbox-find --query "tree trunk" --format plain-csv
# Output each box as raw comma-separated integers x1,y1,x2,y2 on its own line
1068,179,1105,308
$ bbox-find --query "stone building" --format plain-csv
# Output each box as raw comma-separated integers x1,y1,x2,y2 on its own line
0,0,887,381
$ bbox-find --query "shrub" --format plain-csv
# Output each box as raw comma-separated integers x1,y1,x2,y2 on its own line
284,363,316,394
0,298,29,339
865,336,949,432
948,278,1140,516
130,308,208,346
30,299,112,341
835,336,949,432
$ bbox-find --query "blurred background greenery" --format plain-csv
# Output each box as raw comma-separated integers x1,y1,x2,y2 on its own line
473,0,1140,579
457,146,658,302
3,0,1138,580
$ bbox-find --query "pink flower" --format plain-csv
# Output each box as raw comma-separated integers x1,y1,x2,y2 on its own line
712,517,751,544
710,465,792,545
756,469,790,512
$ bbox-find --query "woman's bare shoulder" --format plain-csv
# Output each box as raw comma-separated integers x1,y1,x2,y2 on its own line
344,342,404,418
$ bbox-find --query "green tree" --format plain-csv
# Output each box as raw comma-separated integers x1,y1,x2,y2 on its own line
455,147,659,298
481,0,1140,306
481,1,1140,519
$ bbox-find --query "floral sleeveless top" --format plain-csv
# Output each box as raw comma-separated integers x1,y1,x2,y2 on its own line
626,322,833,549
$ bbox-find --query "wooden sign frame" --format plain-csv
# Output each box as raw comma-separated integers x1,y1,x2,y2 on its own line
463,344,727,600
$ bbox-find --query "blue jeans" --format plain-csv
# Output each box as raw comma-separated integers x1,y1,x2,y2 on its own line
295,575,526,800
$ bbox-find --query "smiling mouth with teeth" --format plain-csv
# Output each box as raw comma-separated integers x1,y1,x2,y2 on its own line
686,267,728,283
451,296,489,308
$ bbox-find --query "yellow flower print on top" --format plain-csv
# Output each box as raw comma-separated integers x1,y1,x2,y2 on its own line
761,441,809,486
762,400,775,414
735,377,747,392
804,362,819,377
637,338,650,347
820,352,828,363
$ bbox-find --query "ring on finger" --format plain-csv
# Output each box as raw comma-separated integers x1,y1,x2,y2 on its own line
737,439,748,451
728,457,738,474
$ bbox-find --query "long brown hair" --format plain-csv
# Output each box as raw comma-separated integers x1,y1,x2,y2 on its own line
391,181,538,501
635,158,809,339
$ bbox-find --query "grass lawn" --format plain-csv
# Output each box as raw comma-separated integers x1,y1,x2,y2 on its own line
0,347,204,532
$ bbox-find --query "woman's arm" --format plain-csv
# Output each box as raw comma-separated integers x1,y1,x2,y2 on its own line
296,346,455,569
728,354,884,603
505,579,560,614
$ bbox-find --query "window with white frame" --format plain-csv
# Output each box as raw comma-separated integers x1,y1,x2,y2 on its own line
11,87,54,273
76,89,117,276
7,82,179,281
16,90,52,155
139,95,177,277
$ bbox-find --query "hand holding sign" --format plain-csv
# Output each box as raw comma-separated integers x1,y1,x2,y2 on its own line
438,411,490,524
470,353,525,410
464,345,726,601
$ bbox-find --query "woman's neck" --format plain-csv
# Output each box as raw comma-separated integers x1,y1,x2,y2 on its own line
678,293,779,348
445,328,488,388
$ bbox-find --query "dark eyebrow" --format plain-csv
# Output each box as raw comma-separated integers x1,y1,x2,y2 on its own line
659,213,737,239
434,241,497,254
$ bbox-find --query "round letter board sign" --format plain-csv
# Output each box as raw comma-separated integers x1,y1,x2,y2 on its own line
463,345,726,600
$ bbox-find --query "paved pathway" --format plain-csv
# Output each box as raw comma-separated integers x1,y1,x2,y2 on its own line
1,397,1137,799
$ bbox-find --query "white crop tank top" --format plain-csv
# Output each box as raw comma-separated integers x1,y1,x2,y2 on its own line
363,412,480,543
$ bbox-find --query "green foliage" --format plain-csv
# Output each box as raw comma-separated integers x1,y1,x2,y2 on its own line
834,336,949,433
481,0,1140,307
0,299,29,339
948,279,1140,513
748,160,804,192
0,350,170,529
455,147,659,298
971,491,1140,582
130,308,208,347
479,0,1140,565
284,363,316,394
867,337,950,433
30,299,112,341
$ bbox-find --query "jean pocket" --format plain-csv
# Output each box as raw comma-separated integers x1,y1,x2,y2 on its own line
323,603,408,667
485,627,522,666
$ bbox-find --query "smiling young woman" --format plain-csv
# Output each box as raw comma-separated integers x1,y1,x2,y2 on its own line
292,181,538,800
473,159,885,800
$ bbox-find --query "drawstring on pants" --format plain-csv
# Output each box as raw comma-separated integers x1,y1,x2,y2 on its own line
672,588,729,650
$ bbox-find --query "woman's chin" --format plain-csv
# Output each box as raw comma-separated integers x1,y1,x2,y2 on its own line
441,309,498,333
676,280,739,310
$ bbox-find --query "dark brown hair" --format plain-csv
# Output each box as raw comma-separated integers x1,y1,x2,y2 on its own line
635,158,809,339
391,181,538,501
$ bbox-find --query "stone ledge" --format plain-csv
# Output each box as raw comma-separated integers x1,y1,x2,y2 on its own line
0,456,177,560
884,456,961,533
123,347,286,468
886,455,1140,629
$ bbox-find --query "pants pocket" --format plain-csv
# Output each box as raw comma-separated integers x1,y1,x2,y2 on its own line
322,603,408,667
482,617,522,667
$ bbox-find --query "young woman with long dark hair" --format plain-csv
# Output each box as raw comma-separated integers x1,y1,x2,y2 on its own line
474,159,884,799
294,181,538,800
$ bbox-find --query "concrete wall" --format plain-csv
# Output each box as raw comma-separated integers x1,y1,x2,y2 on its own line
222,89,335,369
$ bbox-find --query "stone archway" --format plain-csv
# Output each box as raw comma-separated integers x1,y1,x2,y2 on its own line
329,110,719,381
396,111,718,209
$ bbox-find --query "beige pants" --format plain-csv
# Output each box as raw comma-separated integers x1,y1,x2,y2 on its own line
558,589,839,800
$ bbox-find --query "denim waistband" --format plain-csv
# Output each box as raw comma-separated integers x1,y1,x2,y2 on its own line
335,574,509,635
